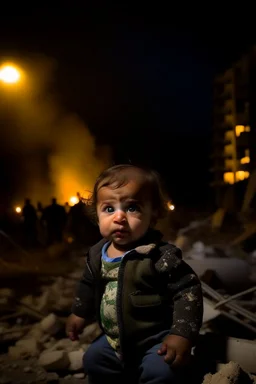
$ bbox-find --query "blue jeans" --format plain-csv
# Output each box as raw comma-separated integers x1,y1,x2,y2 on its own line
83,334,184,384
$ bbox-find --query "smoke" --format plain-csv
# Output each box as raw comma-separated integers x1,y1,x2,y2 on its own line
0,55,111,206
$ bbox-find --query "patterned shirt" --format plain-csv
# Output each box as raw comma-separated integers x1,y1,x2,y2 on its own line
100,243,123,351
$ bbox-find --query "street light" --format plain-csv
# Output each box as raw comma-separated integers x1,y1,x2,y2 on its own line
0,64,21,84
167,201,175,211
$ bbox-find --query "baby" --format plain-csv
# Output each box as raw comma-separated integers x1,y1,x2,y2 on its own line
67,164,203,384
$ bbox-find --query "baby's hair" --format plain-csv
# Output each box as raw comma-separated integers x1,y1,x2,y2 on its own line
88,164,168,224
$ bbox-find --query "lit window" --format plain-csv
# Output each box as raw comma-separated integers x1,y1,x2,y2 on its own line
235,125,245,137
240,149,250,164
236,171,250,181
241,157,250,164
224,170,250,184
224,172,235,184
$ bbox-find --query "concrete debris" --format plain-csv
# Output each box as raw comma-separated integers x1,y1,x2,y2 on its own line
203,361,256,384
0,238,256,383
203,298,221,323
68,350,84,371
73,373,85,379
40,313,63,335
226,338,256,374
202,281,256,334
187,258,252,292
38,350,70,371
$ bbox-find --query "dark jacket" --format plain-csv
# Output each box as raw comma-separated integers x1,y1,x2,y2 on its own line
72,231,203,359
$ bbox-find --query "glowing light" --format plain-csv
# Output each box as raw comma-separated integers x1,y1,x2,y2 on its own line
0,65,20,84
69,196,79,206
167,202,175,211
240,156,250,164
67,236,74,244
15,206,21,213
224,170,250,184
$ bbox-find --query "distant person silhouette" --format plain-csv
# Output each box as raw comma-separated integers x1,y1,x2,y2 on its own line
22,198,38,247
42,198,67,245
68,200,101,246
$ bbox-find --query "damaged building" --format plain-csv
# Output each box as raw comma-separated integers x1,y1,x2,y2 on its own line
211,45,256,214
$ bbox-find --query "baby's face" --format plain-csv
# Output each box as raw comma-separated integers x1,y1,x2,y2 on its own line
96,180,154,248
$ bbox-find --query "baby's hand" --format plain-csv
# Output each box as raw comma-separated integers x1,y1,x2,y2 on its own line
66,314,86,341
157,335,192,367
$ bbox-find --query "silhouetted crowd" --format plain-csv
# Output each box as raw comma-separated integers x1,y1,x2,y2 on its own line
19,197,100,248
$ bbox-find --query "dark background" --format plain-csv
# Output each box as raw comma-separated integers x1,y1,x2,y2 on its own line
1,5,255,208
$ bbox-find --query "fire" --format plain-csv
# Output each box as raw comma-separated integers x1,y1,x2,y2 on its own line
69,196,79,206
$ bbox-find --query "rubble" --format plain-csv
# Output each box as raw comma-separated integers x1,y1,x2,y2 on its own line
203,361,256,384
0,232,256,383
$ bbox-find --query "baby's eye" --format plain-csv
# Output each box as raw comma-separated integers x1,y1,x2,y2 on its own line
105,206,114,213
127,204,139,213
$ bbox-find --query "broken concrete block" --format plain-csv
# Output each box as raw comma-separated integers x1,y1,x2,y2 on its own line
186,258,250,291
8,345,28,360
40,333,52,344
38,350,70,371
36,290,51,312
46,372,59,383
55,297,72,311
48,338,80,353
203,361,254,384
44,339,58,350
68,350,84,371
39,314,62,335
226,338,256,374
15,338,41,357
73,372,85,379
24,324,44,340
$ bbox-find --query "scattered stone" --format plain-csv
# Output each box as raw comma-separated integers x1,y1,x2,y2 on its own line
14,338,41,357
46,372,59,383
68,350,84,371
40,314,63,336
38,350,70,371
73,373,85,379
25,324,44,340
203,361,255,384
23,366,33,373
48,338,78,353
36,370,47,381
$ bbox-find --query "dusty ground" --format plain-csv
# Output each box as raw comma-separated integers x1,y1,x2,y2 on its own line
0,354,89,383
0,243,75,280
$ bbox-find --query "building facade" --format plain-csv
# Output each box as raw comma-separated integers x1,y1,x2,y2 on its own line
211,46,256,206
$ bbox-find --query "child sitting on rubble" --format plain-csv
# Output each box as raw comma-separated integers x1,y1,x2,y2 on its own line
66,164,203,384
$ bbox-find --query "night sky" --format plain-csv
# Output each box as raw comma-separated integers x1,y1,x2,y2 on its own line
1,6,256,207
